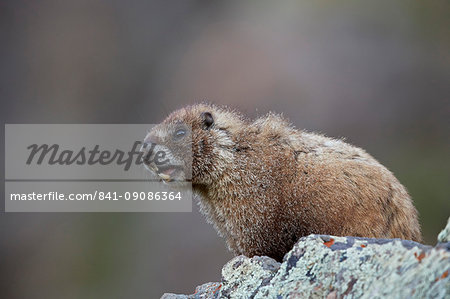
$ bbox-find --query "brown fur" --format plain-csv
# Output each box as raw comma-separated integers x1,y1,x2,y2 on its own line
146,103,422,261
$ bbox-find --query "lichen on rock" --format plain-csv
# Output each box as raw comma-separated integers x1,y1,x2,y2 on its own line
438,217,450,243
162,220,450,298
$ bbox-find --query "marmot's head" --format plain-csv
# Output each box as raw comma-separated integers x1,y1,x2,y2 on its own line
142,103,245,184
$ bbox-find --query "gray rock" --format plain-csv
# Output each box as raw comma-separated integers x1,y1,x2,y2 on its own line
162,223,450,298
162,282,222,299
438,217,450,243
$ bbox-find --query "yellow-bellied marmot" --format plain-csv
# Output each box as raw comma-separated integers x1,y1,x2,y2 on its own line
143,103,421,261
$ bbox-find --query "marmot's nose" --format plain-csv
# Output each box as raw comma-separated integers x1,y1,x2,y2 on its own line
144,133,159,145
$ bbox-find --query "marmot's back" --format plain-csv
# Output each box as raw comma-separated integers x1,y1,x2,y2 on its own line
145,104,422,261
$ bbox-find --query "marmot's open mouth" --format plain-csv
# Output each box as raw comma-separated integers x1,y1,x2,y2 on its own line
153,164,184,181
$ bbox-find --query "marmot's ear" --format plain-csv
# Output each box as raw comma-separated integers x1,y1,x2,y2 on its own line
201,112,214,129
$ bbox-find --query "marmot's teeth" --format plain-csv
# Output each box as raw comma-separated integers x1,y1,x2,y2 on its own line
158,173,171,180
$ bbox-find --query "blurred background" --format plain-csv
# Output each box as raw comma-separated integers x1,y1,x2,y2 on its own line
1,0,449,298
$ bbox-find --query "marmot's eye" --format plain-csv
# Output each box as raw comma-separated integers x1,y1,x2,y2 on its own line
174,128,186,140
201,112,214,129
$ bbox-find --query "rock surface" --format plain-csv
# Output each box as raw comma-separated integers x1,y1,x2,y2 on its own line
162,218,450,298
438,217,450,243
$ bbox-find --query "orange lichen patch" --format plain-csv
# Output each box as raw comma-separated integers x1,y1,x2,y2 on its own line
324,238,335,248
313,283,324,291
361,244,366,248
213,284,222,294
414,251,426,263
435,270,449,282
